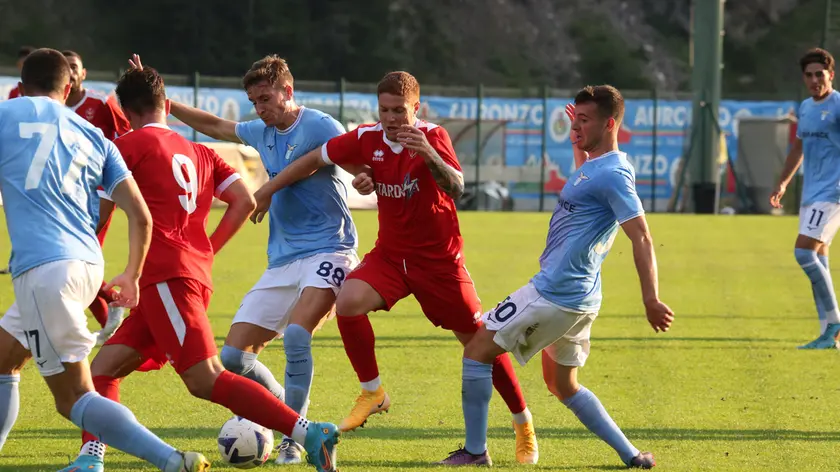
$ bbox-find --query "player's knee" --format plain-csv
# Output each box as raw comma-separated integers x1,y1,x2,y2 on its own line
335,286,376,316
220,345,253,376
284,324,312,356
546,376,578,401
182,372,215,400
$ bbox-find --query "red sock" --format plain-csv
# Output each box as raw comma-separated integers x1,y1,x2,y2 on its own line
88,295,109,328
82,376,122,445
336,315,379,383
492,353,527,414
211,370,299,437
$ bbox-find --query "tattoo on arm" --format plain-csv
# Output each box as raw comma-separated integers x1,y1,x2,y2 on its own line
425,149,465,199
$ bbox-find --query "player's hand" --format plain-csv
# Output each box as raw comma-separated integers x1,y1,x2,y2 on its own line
251,186,272,224
565,102,583,148
769,183,787,209
353,172,375,195
644,299,674,333
128,54,144,71
104,272,140,309
396,125,434,157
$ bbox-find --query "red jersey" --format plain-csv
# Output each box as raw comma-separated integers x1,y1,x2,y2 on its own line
114,123,240,290
70,89,131,141
323,120,463,260
7,85,20,100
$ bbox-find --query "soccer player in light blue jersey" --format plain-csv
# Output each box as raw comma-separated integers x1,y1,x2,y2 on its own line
0,48,209,472
170,54,370,464
771,48,840,349
439,85,674,468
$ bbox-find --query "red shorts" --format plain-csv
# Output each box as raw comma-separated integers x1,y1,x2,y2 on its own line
347,247,482,333
105,278,216,374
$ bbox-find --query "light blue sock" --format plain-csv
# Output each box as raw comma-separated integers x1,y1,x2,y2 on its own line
70,392,182,472
284,324,313,417
462,358,492,455
815,254,830,332
563,386,639,464
0,374,20,452
796,249,840,325
220,344,285,401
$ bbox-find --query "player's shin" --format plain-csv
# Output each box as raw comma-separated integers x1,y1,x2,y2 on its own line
796,248,840,324
336,314,380,389
462,358,493,455
284,324,314,416
0,374,20,451
562,386,640,465
491,353,528,417
210,370,310,444
219,345,285,401
80,376,122,458
69,391,185,472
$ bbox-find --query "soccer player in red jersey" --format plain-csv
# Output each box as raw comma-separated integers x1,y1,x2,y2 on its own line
250,71,539,464
62,50,133,342
64,61,340,472
6,46,34,100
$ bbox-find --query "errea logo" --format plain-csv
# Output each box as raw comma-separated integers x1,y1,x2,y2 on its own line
373,150,385,162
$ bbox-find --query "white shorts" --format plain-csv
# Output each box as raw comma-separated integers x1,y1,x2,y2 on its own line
482,282,597,367
799,202,840,244
0,260,102,376
232,252,359,337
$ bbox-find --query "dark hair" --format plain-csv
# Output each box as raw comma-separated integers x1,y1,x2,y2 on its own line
115,67,166,114
574,85,625,124
800,48,835,73
21,48,70,94
17,46,35,59
61,50,82,62
242,55,294,90
377,71,420,102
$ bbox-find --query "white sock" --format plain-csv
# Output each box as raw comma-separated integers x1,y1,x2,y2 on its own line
512,407,533,425
360,376,381,392
821,318,829,334
79,440,106,459
290,416,310,445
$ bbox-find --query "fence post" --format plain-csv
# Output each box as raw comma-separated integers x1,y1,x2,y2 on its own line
651,87,658,212
474,83,483,208
538,84,549,212
338,77,346,124
193,71,200,142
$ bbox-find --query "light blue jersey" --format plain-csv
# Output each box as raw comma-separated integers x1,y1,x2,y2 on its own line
0,97,131,278
531,151,644,312
235,107,357,269
797,91,840,206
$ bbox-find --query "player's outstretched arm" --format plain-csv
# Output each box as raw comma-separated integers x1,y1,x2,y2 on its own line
169,101,241,143
620,215,674,333
769,138,803,209
251,148,328,223
210,179,256,254
107,178,152,308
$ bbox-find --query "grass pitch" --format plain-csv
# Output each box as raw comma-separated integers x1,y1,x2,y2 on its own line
0,210,838,471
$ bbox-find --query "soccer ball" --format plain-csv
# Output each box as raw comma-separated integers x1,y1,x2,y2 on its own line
217,416,274,469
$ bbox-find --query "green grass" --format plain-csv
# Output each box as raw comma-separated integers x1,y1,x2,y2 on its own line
0,210,838,471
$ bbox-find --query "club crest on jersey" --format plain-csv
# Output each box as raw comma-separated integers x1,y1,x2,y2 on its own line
373,149,384,162
822,110,831,121
573,171,590,187
375,172,420,199
85,108,95,121
285,143,297,160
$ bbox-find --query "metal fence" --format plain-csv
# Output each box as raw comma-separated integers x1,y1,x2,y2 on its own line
0,66,806,213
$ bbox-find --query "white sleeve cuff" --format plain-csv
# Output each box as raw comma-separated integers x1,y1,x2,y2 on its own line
321,142,334,165
215,173,242,197
97,189,113,201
